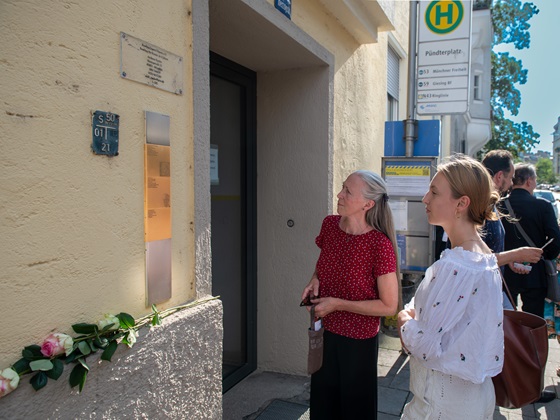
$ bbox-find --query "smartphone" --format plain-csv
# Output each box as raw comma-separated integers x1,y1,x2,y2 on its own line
300,295,319,306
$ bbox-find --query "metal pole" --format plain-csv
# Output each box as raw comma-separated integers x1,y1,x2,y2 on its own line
405,0,418,158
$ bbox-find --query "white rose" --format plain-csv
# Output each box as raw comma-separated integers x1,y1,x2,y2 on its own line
97,314,120,331
0,368,20,398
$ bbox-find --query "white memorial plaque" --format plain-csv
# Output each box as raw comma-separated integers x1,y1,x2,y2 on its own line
120,32,183,95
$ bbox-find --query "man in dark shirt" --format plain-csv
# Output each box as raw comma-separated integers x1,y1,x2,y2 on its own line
485,154,556,403
501,163,560,317
481,151,512,255
481,151,542,282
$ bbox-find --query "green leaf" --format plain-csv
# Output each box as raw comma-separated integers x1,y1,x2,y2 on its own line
78,341,91,356
122,331,136,347
72,323,99,335
46,359,64,380
111,332,125,341
150,304,161,326
101,340,119,362
30,359,54,372
93,337,109,348
12,358,30,375
117,312,135,329
22,345,44,361
69,363,88,392
30,371,48,391
89,341,98,352
100,323,117,333
65,352,78,364
77,358,90,371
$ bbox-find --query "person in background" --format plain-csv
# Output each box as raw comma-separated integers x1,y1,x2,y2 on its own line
398,154,503,419
501,163,560,318
544,264,560,382
301,170,399,420
481,150,543,309
501,162,560,403
434,151,542,304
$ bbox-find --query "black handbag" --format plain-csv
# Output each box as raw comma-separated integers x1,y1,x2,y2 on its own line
504,199,559,301
544,259,560,302
492,273,549,408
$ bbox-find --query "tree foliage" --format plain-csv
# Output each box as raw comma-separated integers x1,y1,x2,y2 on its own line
482,0,540,156
536,158,557,184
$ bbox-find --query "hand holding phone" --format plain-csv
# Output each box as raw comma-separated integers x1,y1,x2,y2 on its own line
513,262,532,273
300,295,319,306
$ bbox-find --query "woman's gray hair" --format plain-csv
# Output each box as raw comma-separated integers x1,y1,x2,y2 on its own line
354,170,390,228
353,170,402,309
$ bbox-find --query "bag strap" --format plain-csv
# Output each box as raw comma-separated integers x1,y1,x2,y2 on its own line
498,268,518,311
310,306,316,329
504,199,536,247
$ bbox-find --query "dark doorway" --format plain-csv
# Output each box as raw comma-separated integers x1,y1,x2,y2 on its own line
210,52,257,392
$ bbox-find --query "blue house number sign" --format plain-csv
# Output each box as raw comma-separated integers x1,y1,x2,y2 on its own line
92,111,119,156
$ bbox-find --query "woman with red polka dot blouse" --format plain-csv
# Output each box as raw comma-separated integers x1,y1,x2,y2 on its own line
301,170,400,419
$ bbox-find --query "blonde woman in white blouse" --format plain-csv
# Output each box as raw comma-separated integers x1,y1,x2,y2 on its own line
398,154,504,419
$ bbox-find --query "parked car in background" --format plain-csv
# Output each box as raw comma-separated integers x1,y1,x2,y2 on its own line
534,189,559,220
553,191,560,207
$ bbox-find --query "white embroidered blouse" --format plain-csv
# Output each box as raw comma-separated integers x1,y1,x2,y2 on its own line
400,247,504,384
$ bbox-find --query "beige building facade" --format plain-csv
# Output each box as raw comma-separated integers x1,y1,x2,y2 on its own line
553,117,560,175
0,0,409,417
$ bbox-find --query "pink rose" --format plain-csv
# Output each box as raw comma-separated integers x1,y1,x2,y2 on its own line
0,368,20,398
40,333,74,358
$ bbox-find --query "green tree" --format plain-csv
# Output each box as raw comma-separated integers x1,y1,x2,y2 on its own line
482,0,540,157
536,158,557,185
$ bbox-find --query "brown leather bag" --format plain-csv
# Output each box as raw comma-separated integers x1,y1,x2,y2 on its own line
307,306,324,375
492,274,549,408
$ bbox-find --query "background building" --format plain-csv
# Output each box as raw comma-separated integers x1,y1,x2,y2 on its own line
553,117,560,175
438,2,493,158
0,0,409,417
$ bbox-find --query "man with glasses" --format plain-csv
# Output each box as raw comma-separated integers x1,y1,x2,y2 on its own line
502,163,560,316
501,163,560,403
481,151,542,309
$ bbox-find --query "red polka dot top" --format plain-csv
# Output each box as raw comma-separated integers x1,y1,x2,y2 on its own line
315,215,397,339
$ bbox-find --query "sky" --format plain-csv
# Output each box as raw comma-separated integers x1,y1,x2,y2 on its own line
493,0,560,153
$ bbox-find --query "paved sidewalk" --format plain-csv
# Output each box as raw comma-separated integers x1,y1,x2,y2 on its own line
378,332,560,419
222,331,560,419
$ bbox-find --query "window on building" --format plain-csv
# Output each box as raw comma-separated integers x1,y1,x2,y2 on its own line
473,74,482,101
387,46,400,121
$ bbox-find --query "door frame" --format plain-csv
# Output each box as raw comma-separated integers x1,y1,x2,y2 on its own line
210,52,257,392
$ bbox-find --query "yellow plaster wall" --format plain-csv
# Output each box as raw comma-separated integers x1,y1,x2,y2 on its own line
288,0,410,208
0,0,195,367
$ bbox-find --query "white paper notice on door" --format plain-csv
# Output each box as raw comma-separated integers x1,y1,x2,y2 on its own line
389,200,408,231
210,144,219,186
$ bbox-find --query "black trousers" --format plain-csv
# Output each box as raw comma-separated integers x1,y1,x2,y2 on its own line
508,285,547,318
310,330,378,420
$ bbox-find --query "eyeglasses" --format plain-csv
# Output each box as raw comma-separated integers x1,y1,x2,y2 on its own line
300,295,319,306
